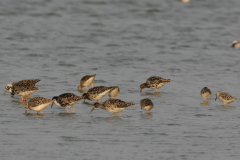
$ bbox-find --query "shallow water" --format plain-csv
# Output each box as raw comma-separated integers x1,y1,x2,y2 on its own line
1,0,240,159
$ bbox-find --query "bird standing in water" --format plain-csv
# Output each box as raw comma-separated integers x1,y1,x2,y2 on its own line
91,99,135,117
51,93,83,113
78,74,96,91
140,76,171,93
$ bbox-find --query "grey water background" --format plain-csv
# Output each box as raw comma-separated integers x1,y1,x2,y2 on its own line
0,0,240,159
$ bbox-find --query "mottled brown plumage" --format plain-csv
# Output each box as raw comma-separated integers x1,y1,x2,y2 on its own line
4,79,40,101
25,97,53,115
82,86,112,103
78,74,96,91
215,92,237,107
140,98,154,114
91,99,135,117
200,87,211,102
51,93,83,113
140,76,170,93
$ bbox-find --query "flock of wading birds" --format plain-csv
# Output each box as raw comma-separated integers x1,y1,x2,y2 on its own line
3,74,237,117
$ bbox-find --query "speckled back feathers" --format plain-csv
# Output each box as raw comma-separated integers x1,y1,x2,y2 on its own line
54,93,83,107
81,74,96,83
201,87,211,95
216,92,236,101
26,97,53,108
83,86,112,100
102,99,135,109
146,76,171,85
140,98,154,107
11,79,40,95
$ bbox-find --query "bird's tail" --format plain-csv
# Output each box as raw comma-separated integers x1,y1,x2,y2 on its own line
126,103,135,108
32,79,41,84
162,79,171,83
76,96,83,101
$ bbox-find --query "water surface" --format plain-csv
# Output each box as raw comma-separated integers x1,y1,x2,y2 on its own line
1,0,240,159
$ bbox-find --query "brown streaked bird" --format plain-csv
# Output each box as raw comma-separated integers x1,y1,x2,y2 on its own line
140,98,154,114
82,86,113,103
51,93,83,113
215,92,237,107
232,40,240,48
108,86,120,99
4,79,40,101
90,99,135,117
25,97,53,115
78,74,96,91
140,76,171,93
200,87,211,102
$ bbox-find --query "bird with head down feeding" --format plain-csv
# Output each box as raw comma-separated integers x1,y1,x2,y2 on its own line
140,76,171,93
140,98,154,114
90,99,135,117
215,92,237,107
200,87,211,102
82,86,113,103
25,97,53,115
4,79,40,102
51,93,83,113
78,74,96,91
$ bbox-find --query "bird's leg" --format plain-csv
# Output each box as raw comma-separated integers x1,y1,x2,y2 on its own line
229,104,232,107
72,106,75,113
147,110,150,114
66,107,69,113
40,111,43,115
118,112,121,117
92,83,93,88
155,89,158,93
37,111,39,114
21,96,24,102
86,86,88,91
97,99,101,103
113,113,115,117
25,94,32,100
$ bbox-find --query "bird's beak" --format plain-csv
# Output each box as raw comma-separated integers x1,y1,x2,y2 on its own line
25,109,27,113
51,102,54,108
3,91,6,95
215,97,217,101
11,94,14,97
90,107,95,113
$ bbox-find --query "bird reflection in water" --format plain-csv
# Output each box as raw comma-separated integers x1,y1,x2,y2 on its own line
201,101,209,105
23,113,43,117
